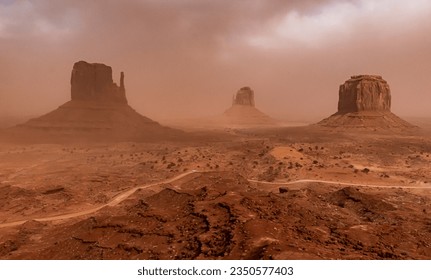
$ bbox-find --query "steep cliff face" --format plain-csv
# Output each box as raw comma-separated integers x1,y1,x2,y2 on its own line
233,87,255,107
70,61,127,104
338,75,391,113
7,61,183,142
220,86,277,127
318,75,414,131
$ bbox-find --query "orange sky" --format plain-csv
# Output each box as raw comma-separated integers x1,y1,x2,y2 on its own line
1,0,430,122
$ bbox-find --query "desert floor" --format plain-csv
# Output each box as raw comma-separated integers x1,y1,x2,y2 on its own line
0,126,430,259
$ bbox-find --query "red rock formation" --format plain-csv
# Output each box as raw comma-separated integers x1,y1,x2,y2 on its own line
233,87,255,107
338,75,391,113
220,87,277,127
6,61,183,142
71,61,127,104
318,75,414,131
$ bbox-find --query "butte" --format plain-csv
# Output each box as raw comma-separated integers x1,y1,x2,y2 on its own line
7,61,181,142
219,86,278,127
317,75,415,131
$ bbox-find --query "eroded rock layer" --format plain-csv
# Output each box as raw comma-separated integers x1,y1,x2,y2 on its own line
4,61,183,142
338,75,391,113
318,75,414,131
233,87,255,107
221,87,277,127
71,61,127,104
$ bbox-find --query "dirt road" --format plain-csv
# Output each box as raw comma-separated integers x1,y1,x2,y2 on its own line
1,170,429,228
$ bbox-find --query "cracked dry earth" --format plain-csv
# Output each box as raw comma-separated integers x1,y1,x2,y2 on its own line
1,171,431,260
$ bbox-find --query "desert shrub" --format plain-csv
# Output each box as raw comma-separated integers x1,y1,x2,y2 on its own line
361,168,370,174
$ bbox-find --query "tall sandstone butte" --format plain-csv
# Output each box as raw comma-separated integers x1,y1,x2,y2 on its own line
8,61,182,142
221,86,277,127
338,75,391,113
233,87,255,107
71,61,127,104
318,75,414,130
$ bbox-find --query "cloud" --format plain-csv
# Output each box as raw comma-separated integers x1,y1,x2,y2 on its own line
0,1,80,39
1,0,431,120
246,0,431,49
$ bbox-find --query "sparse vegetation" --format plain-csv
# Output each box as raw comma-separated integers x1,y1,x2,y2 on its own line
362,168,370,174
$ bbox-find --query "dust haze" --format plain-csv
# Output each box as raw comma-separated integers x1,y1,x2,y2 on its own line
2,1,431,261
1,0,431,123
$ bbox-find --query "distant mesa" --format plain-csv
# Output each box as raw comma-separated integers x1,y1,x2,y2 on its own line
337,75,391,113
318,75,414,130
220,86,277,127
232,86,255,107
6,61,181,142
71,61,127,104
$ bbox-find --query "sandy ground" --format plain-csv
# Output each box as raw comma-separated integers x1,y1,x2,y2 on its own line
0,126,430,259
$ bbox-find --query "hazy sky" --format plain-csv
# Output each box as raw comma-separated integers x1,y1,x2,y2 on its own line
1,0,430,121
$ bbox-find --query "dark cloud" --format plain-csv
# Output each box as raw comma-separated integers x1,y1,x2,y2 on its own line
1,0,430,121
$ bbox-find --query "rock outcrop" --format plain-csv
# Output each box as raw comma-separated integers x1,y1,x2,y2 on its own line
318,75,414,131
6,61,183,142
338,75,390,113
233,87,255,107
220,86,277,127
71,61,127,104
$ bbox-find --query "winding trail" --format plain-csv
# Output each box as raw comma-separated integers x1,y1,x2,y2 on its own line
248,178,431,189
1,170,430,229
0,170,198,229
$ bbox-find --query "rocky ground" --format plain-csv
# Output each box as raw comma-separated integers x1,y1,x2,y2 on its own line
0,127,430,259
